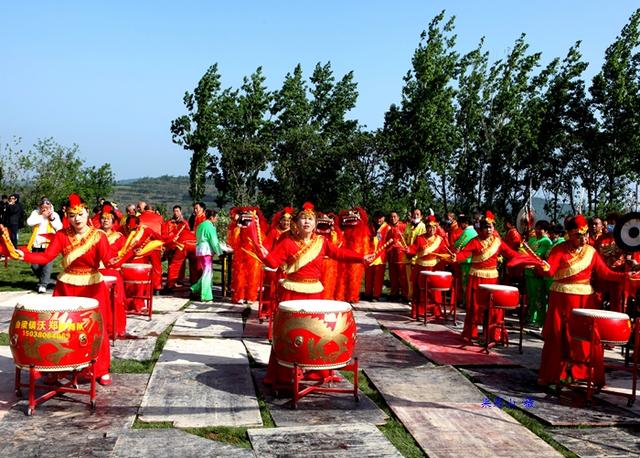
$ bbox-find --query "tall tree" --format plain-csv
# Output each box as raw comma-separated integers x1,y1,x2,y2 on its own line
383,11,459,213
171,64,223,202
208,67,273,206
589,8,640,211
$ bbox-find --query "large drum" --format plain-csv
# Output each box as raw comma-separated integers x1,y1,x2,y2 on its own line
272,300,356,370
570,309,632,345
478,284,520,309
421,271,453,290
121,263,152,283
9,296,103,371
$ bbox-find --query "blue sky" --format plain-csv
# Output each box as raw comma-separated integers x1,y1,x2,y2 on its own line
1,1,638,180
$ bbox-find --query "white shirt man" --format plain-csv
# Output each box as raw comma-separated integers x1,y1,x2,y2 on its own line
26,199,62,293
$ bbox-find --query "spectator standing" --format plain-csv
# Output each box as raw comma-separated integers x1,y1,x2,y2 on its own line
26,198,63,293
5,193,24,247
191,209,223,302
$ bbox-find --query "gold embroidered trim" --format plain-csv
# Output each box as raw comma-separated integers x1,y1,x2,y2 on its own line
62,228,101,269
554,245,595,280
471,236,500,263
58,271,103,286
283,236,323,275
550,281,593,295
469,267,499,278
416,259,439,267
281,279,324,294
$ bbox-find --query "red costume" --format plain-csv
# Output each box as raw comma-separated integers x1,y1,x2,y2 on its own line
364,217,390,301
456,212,520,342
24,226,112,379
335,208,370,303
316,212,343,300
386,218,407,298
228,207,266,304
99,204,127,337
405,216,450,318
162,217,197,289
538,216,625,387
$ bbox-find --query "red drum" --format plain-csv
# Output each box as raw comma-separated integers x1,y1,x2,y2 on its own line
272,300,356,370
421,271,453,291
121,263,152,283
478,284,520,309
570,309,632,345
8,296,103,371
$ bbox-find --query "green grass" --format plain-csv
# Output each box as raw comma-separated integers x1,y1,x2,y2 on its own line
183,426,252,448
341,370,425,458
111,323,174,374
0,333,8,345
132,419,174,429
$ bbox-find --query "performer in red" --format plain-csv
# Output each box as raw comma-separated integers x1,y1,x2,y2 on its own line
537,215,631,387
455,211,521,342
364,211,390,301
264,207,294,250
98,203,127,337
254,202,373,386
17,193,113,385
228,207,266,304
316,211,343,300
405,215,452,319
162,205,197,290
119,216,164,311
335,207,370,303
189,201,207,233
386,210,407,300
401,208,426,301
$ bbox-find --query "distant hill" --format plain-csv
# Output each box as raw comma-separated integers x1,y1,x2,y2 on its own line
110,175,217,217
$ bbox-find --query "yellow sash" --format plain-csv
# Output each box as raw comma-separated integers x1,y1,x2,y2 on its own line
471,236,500,264
554,245,595,281
283,236,323,275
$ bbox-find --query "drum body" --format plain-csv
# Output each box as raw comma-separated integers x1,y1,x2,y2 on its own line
478,284,520,309
570,309,632,345
9,296,103,371
421,271,453,291
121,263,152,283
272,300,356,370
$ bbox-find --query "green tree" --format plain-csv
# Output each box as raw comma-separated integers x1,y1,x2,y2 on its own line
208,67,273,207
171,64,223,202
589,8,640,211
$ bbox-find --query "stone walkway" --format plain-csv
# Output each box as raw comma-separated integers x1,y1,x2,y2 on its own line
1,290,640,456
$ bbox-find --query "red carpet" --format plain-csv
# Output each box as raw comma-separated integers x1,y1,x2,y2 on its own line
392,328,513,366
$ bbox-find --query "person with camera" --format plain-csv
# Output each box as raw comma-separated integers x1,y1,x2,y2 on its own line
26,197,62,293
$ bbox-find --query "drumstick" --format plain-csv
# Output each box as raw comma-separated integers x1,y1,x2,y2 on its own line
241,247,264,265
368,238,395,266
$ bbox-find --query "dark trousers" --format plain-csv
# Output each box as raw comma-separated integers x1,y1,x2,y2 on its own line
30,247,53,289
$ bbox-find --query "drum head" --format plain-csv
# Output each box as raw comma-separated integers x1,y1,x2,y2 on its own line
103,275,118,282
421,271,452,277
122,263,152,270
478,284,518,293
16,295,99,311
572,308,629,320
279,299,351,313
614,212,640,252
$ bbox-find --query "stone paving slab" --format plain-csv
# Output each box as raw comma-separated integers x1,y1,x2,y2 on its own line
352,300,411,313
171,312,244,338
0,291,31,309
243,338,271,366
186,300,249,314
112,428,254,458
354,311,383,335
366,365,483,404
355,332,431,369
157,337,248,366
253,368,387,426
462,366,640,426
0,346,15,422
0,428,116,457
139,363,262,428
403,402,561,457
152,296,189,312
2,373,148,431
242,317,269,339
111,336,157,361
0,308,12,332
127,311,181,337
374,311,460,333
248,423,402,457
549,427,640,458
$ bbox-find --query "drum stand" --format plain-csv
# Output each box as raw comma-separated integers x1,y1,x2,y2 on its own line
562,318,640,407
15,362,97,415
481,292,525,354
258,269,278,340
279,358,360,410
421,277,457,326
124,275,153,321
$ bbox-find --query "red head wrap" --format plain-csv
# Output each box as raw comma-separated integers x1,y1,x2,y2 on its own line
67,193,86,214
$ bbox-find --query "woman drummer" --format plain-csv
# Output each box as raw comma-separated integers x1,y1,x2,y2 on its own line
254,202,374,386
16,193,114,385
